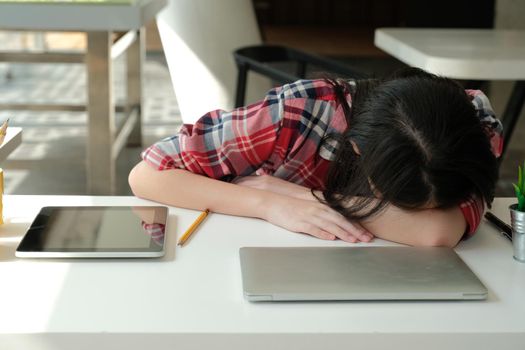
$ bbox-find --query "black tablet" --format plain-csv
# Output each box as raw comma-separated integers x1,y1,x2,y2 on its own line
16,206,168,258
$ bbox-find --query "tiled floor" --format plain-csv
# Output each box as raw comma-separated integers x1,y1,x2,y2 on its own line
0,49,524,197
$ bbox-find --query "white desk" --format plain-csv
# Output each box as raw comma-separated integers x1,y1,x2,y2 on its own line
0,0,167,195
374,28,525,80
0,196,524,350
374,28,525,156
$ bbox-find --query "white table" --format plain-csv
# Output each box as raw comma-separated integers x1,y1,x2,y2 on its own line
0,0,167,194
374,28,525,156
0,195,524,349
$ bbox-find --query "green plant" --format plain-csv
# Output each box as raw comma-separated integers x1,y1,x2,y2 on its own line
513,161,525,212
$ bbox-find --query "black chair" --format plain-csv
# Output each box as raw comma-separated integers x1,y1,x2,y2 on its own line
233,45,369,107
501,81,525,158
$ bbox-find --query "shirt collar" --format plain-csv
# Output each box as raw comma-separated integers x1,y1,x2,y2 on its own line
318,90,351,161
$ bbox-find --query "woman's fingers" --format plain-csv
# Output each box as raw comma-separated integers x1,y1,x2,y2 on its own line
302,225,337,241
343,220,374,242
293,206,371,243
312,207,373,242
307,214,363,243
263,195,374,243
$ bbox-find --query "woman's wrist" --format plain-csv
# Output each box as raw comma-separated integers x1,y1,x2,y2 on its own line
257,190,287,221
234,175,313,200
287,185,314,200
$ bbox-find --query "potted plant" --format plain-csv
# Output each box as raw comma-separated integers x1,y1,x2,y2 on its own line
510,161,525,262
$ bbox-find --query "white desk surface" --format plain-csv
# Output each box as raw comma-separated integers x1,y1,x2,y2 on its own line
0,195,524,350
0,0,166,31
375,28,525,80
0,127,22,164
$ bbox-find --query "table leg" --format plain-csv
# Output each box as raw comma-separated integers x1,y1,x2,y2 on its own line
501,81,525,158
86,31,115,195
126,27,144,146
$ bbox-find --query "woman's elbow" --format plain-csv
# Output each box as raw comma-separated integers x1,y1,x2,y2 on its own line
365,206,467,248
420,213,466,248
422,230,462,248
128,161,149,198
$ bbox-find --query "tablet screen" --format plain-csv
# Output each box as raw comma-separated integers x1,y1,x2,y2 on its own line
16,206,168,258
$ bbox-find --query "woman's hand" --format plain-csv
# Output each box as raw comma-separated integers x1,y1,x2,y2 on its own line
233,175,318,201
261,194,373,243
235,175,373,242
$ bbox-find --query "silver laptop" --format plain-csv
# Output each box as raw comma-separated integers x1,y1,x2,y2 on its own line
239,246,487,301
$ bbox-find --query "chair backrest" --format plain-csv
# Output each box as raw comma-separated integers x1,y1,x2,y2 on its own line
233,44,369,107
156,0,271,124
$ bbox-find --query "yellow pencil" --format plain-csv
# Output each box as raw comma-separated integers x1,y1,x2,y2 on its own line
177,209,210,246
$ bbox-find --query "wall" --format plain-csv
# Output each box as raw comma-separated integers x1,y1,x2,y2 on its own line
492,0,525,161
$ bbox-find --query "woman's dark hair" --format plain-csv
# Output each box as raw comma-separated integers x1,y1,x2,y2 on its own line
321,67,499,220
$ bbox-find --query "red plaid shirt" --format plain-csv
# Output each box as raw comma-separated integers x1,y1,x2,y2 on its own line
142,79,503,236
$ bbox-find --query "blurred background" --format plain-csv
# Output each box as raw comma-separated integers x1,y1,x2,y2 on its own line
0,0,523,196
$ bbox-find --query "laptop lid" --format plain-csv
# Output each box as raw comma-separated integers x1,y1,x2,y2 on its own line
239,246,487,301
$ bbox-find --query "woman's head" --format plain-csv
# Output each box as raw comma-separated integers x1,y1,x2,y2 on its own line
323,68,499,219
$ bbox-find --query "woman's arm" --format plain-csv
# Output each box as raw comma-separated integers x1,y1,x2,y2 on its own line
128,161,372,243
234,175,466,247
361,205,466,248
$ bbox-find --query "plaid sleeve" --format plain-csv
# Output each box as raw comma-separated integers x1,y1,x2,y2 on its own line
141,87,284,180
460,90,503,236
459,195,485,237
466,89,504,158
142,222,165,246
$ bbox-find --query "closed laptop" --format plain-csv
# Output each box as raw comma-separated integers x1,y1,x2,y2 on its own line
239,246,487,301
